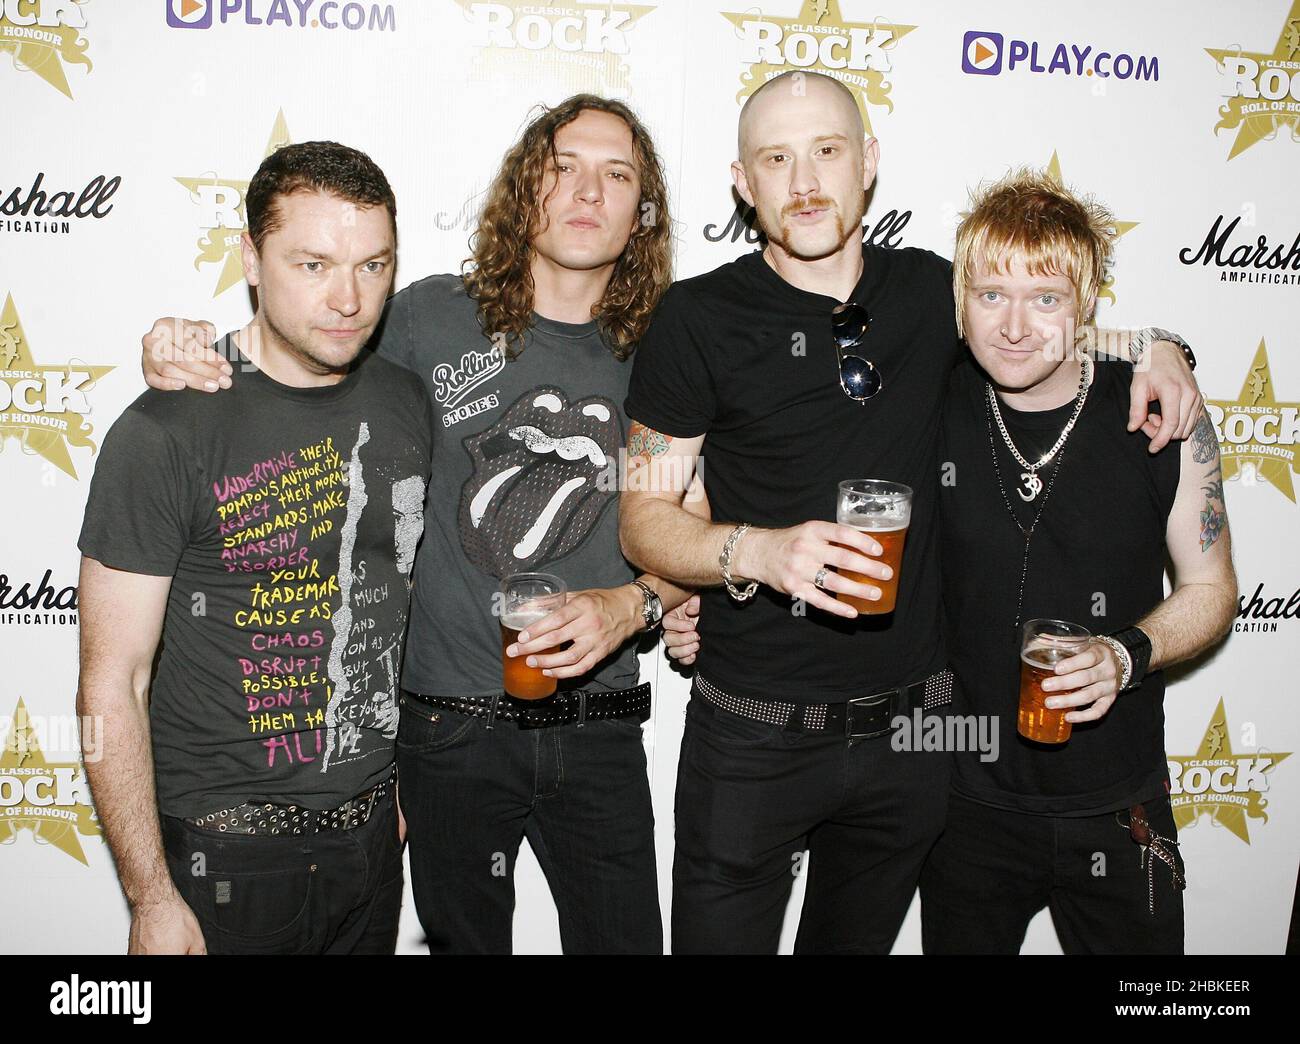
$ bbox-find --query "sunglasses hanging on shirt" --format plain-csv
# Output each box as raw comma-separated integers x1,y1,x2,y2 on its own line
831,301,882,403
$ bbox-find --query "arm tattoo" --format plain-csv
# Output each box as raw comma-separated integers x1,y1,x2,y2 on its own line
628,422,672,467
1199,464,1227,552
1191,410,1218,464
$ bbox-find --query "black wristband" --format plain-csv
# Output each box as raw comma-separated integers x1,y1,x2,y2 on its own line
1109,627,1153,690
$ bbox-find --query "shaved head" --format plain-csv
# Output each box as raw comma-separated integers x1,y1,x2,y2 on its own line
729,69,878,264
738,71,864,160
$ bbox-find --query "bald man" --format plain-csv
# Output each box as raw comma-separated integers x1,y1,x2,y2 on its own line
618,71,1202,953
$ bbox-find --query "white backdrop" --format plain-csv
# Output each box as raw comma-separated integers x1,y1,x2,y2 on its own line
1,0,1296,954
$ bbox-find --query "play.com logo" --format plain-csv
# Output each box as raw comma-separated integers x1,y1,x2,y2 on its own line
960,28,1159,82
962,31,1002,74
167,0,212,29
165,0,396,31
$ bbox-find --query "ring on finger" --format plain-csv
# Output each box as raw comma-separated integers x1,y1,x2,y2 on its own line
813,567,830,590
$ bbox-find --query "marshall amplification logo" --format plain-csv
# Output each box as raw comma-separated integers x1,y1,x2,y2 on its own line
1044,151,1136,307
0,293,113,479
1168,698,1291,844
0,567,77,626
1206,340,1299,502
0,0,91,98
1,698,102,865
457,1,655,97
722,1,915,135
1205,0,1300,160
1236,581,1299,634
1,171,120,235
1179,214,1300,288
175,111,292,297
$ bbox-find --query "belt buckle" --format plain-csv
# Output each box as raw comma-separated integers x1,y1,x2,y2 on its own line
845,688,898,740
516,697,551,730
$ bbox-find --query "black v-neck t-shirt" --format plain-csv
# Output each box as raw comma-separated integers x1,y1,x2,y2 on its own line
626,244,959,703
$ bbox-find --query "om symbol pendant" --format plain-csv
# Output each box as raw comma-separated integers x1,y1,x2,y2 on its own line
1018,472,1043,502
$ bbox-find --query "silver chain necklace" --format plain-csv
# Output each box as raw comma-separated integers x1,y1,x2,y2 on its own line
986,357,1093,501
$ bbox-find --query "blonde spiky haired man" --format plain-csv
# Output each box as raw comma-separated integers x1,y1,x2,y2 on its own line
919,169,1238,955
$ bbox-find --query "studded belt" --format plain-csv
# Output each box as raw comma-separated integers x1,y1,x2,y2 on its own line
693,668,954,741
184,772,395,836
401,684,651,730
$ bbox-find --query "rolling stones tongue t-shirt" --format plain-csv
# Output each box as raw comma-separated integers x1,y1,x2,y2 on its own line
372,274,639,698
78,344,433,818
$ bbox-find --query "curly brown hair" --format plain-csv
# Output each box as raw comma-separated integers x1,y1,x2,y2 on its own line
463,95,673,361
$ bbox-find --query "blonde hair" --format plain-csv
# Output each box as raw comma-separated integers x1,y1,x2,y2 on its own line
952,167,1115,340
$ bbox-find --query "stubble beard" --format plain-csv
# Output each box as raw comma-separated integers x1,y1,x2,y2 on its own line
260,309,359,378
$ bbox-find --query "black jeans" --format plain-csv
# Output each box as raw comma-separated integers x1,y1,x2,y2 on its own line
396,693,662,954
919,791,1185,954
161,784,403,955
671,695,951,954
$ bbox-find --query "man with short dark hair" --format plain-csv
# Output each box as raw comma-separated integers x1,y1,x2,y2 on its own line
78,141,432,955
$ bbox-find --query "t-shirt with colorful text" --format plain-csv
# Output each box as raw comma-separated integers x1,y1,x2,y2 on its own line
78,339,432,818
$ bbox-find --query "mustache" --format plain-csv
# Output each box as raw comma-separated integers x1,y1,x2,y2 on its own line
781,196,837,218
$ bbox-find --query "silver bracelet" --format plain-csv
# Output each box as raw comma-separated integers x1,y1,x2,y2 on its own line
720,523,759,602
1093,635,1133,691
1129,327,1196,371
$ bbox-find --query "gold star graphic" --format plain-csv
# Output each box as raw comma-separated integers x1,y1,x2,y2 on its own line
721,1,916,137
0,0,92,99
1169,699,1291,844
0,293,114,479
1045,151,1137,307
0,699,103,866
1206,340,1299,502
1205,0,1300,159
175,111,292,297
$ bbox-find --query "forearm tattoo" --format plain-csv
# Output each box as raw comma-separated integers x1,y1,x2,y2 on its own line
1191,410,1218,464
1200,465,1227,552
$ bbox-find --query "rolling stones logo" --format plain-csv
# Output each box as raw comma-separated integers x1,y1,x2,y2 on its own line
459,387,622,577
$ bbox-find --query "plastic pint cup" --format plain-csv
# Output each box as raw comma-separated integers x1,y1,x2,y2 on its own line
500,573,567,700
835,479,912,614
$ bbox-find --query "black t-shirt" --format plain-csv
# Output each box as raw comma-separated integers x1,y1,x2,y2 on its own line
939,358,1181,816
78,337,433,818
625,244,959,703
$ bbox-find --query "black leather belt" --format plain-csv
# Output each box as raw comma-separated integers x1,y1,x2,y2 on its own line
402,683,651,730
183,771,395,836
693,669,954,741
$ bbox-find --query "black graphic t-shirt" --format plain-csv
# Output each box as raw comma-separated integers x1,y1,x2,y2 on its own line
940,359,1181,816
372,274,638,698
624,244,959,703
78,340,432,818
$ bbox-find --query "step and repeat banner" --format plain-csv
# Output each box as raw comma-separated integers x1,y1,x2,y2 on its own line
1,0,1296,954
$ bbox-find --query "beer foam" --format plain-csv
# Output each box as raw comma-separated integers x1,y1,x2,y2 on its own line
1021,646,1074,668
501,608,551,630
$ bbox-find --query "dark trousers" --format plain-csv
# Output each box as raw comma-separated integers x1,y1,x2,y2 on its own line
671,696,952,954
396,693,662,954
919,791,1185,954
161,785,403,955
